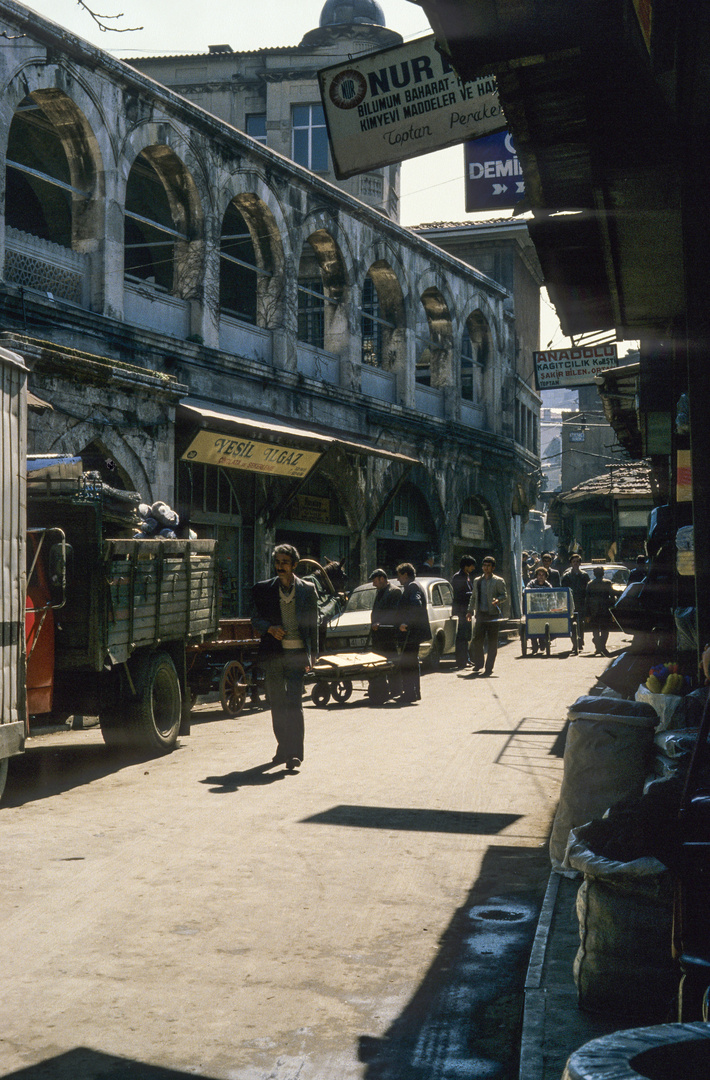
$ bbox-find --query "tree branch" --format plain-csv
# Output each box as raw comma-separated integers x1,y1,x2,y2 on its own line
76,0,143,32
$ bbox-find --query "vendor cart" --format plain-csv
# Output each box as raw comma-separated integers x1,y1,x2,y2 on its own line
186,618,262,716
520,587,580,656
310,651,396,707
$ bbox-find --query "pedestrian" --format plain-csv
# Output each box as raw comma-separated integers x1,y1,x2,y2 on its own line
395,562,431,703
451,555,476,668
585,565,615,657
252,543,319,771
521,551,531,586
369,568,403,698
525,565,551,655
466,555,507,676
627,554,648,584
537,551,561,587
561,552,590,653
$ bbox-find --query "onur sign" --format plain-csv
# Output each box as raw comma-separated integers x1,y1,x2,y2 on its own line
533,344,619,390
318,35,506,179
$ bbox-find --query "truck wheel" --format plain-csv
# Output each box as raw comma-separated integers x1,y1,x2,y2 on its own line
99,709,126,747
0,758,8,803
128,651,182,752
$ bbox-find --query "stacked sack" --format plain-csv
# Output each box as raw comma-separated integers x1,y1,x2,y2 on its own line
135,500,180,539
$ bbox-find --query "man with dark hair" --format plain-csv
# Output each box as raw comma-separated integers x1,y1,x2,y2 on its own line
451,555,476,668
538,551,561,587
585,565,615,657
395,562,431,703
370,569,403,699
561,553,590,653
466,555,507,676
627,554,648,584
252,544,319,771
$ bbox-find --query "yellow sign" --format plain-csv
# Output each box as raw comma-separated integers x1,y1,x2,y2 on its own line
182,430,321,478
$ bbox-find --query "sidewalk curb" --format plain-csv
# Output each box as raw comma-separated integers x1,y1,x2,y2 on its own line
519,870,561,1080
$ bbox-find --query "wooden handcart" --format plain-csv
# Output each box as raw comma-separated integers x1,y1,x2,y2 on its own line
520,587,580,656
310,651,396,707
186,618,262,716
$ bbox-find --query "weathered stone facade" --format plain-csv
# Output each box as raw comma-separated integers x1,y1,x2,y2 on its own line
0,0,539,616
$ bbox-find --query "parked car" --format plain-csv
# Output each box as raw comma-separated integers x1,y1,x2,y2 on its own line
579,563,630,598
324,577,458,666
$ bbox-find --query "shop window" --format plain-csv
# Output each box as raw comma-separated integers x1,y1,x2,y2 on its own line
292,104,328,171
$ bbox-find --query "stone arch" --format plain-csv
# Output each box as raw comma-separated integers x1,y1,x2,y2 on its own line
297,226,350,354
453,492,502,568
43,423,153,501
462,307,495,403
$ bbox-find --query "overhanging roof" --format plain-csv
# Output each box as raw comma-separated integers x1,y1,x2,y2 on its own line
178,399,420,466
595,362,641,459
414,0,685,339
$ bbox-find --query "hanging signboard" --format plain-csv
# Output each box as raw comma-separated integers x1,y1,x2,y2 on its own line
318,34,506,179
533,344,619,391
460,513,485,541
465,131,525,212
182,430,321,478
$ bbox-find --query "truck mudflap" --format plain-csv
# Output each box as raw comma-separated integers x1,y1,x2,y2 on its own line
0,721,25,759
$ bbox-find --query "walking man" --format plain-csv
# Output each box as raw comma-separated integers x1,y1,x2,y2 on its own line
467,555,507,676
252,544,319,771
370,568,403,698
561,553,590,653
451,555,476,668
585,565,615,657
395,562,431,703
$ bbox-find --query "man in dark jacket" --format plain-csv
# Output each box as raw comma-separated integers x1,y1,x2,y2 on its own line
395,562,431,703
370,568,403,698
252,543,318,771
451,555,476,668
561,553,590,652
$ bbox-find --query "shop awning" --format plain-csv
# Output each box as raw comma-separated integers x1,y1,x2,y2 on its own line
178,398,419,477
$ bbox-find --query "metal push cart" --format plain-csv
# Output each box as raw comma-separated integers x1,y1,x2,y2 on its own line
310,651,396,707
186,618,262,716
520,586,580,656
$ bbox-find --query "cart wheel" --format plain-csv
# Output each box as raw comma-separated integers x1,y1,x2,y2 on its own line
571,617,580,655
332,679,353,703
311,684,331,707
545,624,551,657
520,625,528,657
220,660,248,717
368,677,388,706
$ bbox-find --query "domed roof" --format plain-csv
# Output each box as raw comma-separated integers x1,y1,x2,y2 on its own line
319,0,386,28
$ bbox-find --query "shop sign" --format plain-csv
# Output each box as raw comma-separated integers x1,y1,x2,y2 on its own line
290,494,331,524
465,131,525,212
318,35,505,179
394,515,409,536
677,449,692,503
182,430,321,478
533,344,618,390
460,513,485,540
618,510,649,528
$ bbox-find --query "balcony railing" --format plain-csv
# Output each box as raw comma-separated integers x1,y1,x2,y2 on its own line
4,227,89,307
461,399,486,429
296,342,339,383
218,314,272,363
415,383,445,418
124,278,191,339
362,365,396,403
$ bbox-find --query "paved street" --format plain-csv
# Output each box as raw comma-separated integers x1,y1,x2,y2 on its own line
1,633,630,1080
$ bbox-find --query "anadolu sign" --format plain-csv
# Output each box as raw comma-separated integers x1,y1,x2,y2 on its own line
533,344,619,390
318,35,506,179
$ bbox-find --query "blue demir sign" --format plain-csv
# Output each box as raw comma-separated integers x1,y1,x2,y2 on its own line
465,131,525,212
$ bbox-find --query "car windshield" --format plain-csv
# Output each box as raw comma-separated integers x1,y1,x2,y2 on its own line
345,587,377,613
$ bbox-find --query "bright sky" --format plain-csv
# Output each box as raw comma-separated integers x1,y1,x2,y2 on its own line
21,0,572,349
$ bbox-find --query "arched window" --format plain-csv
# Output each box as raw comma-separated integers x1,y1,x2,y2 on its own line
462,311,492,400
125,151,184,291
418,288,452,388
361,262,404,370
220,202,258,324
5,98,74,247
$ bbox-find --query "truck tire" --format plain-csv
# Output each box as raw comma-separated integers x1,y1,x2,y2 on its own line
0,758,8,803
128,651,182,752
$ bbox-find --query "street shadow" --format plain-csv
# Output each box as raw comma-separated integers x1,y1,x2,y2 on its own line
201,761,286,793
2,741,164,807
0,1047,220,1079
301,805,521,834
357,843,550,1080
473,717,571,759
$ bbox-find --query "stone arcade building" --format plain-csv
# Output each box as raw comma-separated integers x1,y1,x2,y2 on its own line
0,0,539,617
